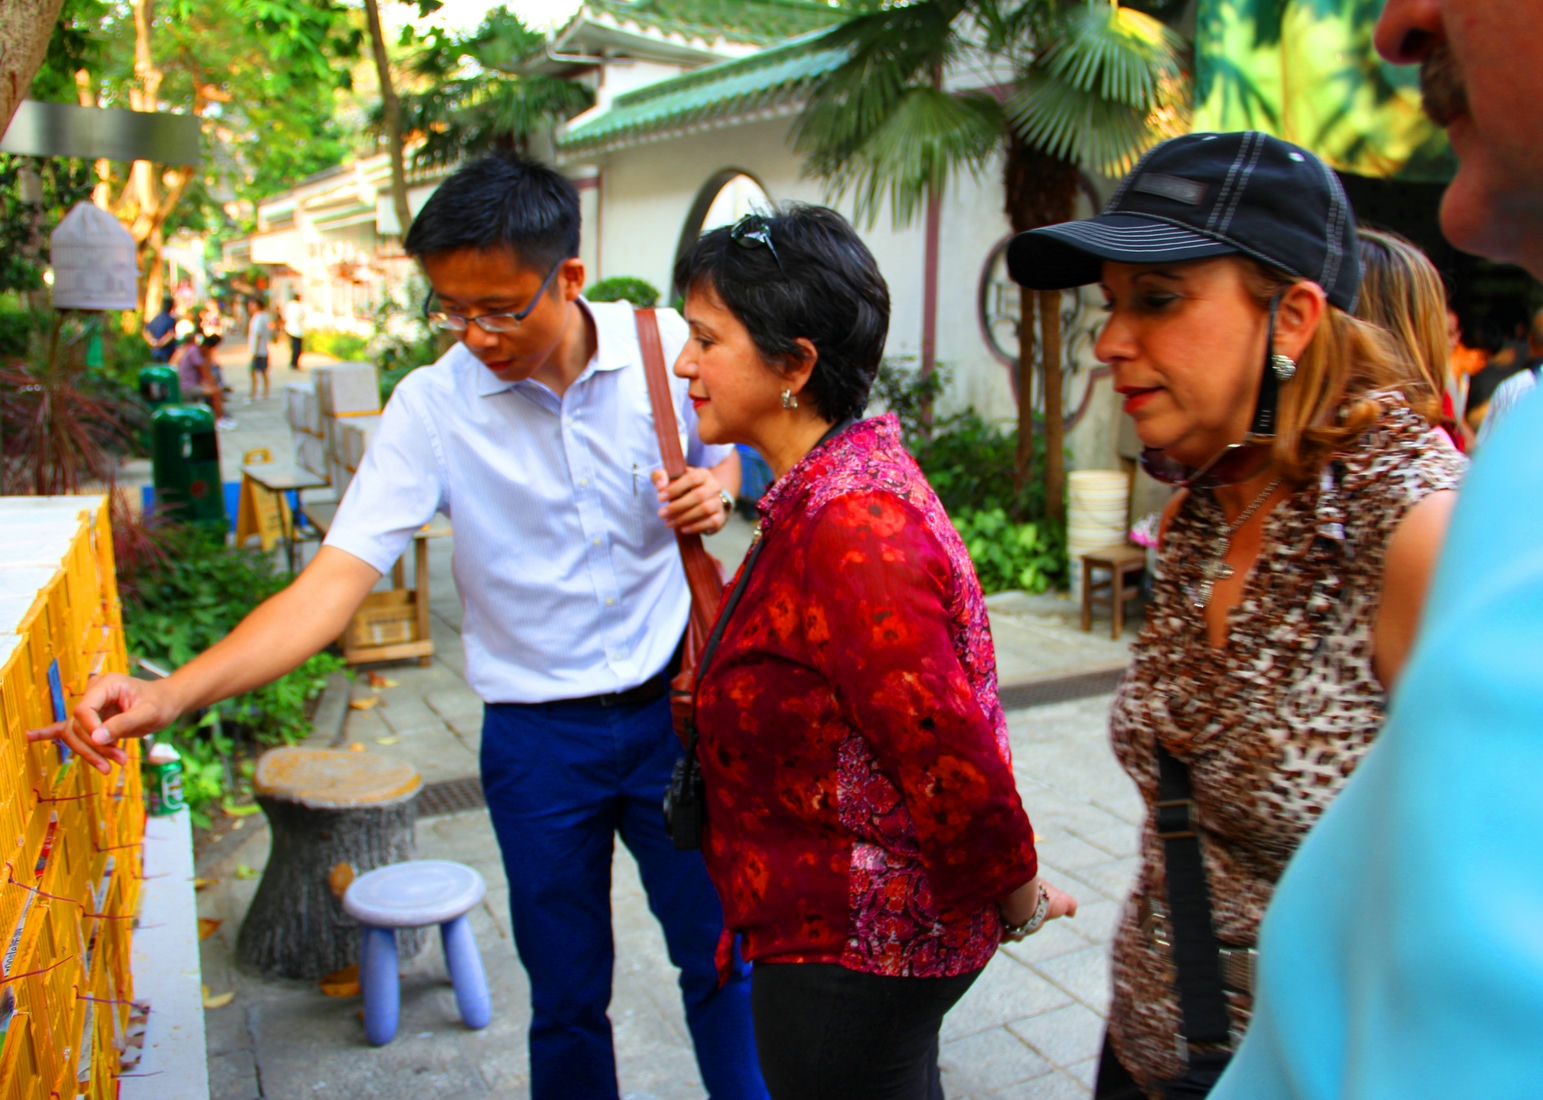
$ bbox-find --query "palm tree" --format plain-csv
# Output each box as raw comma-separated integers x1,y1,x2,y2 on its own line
383,7,594,172
794,0,1188,519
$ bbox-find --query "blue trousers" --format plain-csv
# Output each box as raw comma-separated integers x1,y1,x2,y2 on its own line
481,695,766,1100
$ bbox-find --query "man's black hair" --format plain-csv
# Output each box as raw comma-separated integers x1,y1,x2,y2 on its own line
404,152,580,271
160,296,174,313
673,204,890,424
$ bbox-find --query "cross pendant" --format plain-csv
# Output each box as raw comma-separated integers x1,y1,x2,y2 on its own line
1191,548,1235,609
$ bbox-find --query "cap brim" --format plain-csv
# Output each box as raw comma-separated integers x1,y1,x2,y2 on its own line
1006,214,1237,289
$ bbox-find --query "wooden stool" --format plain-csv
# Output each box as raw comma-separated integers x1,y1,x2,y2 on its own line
343,861,491,1046
236,747,424,979
1081,543,1147,639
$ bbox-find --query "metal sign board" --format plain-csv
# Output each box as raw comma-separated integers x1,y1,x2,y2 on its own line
0,100,201,166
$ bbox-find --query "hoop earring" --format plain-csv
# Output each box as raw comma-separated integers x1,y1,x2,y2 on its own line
781,388,798,409
1270,352,1297,382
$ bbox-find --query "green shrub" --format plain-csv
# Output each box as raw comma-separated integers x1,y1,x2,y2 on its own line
0,307,48,359
951,508,1067,594
874,359,1068,591
586,276,660,307
306,328,370,362
124,523,345,823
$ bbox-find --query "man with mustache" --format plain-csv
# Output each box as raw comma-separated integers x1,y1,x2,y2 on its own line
1209,4,1543,1096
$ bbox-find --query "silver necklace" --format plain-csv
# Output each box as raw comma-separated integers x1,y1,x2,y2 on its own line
1189,476,1281,610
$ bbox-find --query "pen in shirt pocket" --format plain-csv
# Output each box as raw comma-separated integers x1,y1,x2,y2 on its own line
632,463,638,496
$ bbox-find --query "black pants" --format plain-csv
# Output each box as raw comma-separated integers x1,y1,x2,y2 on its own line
751,961,980,1100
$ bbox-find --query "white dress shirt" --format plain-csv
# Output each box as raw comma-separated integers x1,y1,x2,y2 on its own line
323,299,733,704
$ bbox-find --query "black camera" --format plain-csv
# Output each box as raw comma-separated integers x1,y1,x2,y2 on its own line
662,752,705,850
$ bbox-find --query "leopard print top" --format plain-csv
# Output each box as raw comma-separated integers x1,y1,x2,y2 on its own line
1105,396,1466,1094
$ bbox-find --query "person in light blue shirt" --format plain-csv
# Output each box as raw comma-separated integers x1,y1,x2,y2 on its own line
43,153,765,1100
1212,1,1543,1095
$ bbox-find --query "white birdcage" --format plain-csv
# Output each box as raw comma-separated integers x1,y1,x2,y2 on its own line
49,201,138,310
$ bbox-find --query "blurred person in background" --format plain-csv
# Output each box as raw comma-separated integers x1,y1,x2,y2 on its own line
1354,227,1467,450
1009,130,1464,1098
1475,306,1543,445
247,297,272,400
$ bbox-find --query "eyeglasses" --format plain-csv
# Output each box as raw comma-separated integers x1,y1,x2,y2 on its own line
423,260,562,334
729,214,783,273
1138,441,1274,489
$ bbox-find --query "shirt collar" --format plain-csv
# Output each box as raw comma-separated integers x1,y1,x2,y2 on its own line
757,414,897,524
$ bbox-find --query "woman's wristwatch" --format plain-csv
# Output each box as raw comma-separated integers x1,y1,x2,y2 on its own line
1001,885,1051,942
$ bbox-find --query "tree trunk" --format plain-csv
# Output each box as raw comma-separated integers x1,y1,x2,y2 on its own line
1015,286,1037,490
1039,288,1064,520
237,793,426,980
0,0,67,131
1002,135,1080,520
364,0,413,241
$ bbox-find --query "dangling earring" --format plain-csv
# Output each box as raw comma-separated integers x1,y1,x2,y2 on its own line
1270,352,1297,382
781,388,799,409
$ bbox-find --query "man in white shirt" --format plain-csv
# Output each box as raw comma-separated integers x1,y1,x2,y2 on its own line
246,297,272,400
43,155,762,1100
282,293,305,370
1475,306,1543,446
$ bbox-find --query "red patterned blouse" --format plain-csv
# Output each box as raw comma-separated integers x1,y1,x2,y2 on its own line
695,415,1038,978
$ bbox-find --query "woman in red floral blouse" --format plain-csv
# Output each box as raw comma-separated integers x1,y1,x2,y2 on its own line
669,205,1078,1100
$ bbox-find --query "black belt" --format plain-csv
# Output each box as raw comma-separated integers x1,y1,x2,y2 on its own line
563,672,669,708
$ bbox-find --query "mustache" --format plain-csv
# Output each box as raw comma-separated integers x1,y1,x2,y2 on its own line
1420,42,1470,128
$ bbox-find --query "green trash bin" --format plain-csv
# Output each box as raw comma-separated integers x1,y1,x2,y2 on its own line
138,366,181,451
139,365,181,409
151,404,226,530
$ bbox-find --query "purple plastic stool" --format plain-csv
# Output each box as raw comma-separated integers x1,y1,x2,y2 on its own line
341,860,491,1046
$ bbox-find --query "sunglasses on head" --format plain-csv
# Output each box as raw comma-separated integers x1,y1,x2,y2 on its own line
729,214,783,273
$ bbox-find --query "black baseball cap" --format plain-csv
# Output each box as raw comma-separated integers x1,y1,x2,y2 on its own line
1007,131,1361,312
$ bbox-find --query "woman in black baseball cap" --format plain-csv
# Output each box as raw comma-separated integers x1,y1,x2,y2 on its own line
1008,131,1466,1098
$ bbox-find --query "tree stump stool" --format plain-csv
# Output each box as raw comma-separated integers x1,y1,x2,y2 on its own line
236,746,425,980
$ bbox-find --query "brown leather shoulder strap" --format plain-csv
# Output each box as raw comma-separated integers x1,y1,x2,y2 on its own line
635,308,722,625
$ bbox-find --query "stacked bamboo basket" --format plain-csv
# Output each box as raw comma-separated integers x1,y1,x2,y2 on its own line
0,496,144,1098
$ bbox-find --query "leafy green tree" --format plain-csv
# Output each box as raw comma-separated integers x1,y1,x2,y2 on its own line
795,0,1188,519
380,7,594,171
32,0,365,311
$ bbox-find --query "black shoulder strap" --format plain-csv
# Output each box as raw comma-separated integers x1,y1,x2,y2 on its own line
1154,744,1232,1049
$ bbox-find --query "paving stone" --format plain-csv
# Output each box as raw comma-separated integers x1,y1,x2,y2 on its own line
987,1069,1092,1099
425,688,485,724
941,955,1074,1042
1069,857,1140,902
207,1047,261,1100
938,1026,1054,1091
1007,1001,1106,1070
1032,832,1128,871
1065,1057,1099,1088
378,697,449,735
1032,945,1113,1013
1076,824,1140,859
998,916,1093,967
1063,897,1125,944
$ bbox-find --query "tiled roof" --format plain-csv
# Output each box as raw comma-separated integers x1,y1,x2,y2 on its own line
578,0,846,48
558,28,847,155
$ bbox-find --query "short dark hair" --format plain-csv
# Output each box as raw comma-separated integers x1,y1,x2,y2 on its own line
404,152,580,271
673,204,889,424
160,296,174,313
199,332,223,349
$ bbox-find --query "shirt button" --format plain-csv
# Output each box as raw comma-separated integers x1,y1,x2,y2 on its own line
605,597,615,606
578,477,589,488
566,416,575,427
592,537,601,547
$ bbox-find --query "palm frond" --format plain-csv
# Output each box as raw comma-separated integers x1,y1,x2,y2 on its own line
1005,66,1188,176
1034,5,1187,107
820,87,1003,227
793,0,971,177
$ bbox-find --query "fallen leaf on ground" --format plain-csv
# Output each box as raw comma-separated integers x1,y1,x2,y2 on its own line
193,877,218,891
198,918,221,940
375,737,399,746
319,964,360,998
222,802,260,817
202,985,235,1009
348,742,366,752
234,863,259,880
365,671,398,689
328,862,355,899
348,696,381,711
